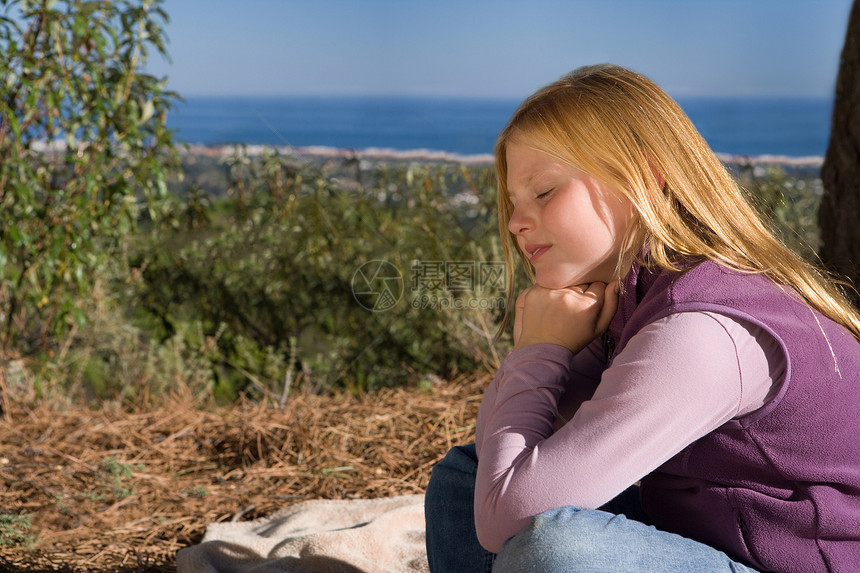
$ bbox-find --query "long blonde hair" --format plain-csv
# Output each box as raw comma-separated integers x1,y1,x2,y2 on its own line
495,63,860,341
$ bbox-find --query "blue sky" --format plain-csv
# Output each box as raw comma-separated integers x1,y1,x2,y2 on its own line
146,0,854,99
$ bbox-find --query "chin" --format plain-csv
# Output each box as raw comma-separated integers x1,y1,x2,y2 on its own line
535,268,607,289
535,273,581,290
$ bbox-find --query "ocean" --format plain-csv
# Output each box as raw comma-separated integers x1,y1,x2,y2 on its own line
167,95,833,160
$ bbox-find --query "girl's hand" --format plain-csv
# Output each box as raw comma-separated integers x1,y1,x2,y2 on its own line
513,281,619,353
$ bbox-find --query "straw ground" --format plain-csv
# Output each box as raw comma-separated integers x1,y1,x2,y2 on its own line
0,374,485,572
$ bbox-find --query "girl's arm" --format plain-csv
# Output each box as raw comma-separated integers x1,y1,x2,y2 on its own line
552,335,605,429
473,311,782,553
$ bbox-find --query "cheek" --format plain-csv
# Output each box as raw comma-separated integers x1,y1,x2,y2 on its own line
594,192,635,244
547,197,617,247
610,201,636,247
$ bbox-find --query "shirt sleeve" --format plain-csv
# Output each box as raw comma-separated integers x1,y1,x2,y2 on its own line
473,311,784,553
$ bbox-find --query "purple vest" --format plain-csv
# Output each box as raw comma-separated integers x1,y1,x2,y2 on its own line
611,260,860,573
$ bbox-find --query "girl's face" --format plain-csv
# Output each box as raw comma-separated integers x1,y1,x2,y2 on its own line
505,140,635,289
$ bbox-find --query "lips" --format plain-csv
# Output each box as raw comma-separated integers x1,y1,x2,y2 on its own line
524,243,551,263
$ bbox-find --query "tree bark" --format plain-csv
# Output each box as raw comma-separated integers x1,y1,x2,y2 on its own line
820,0,860,295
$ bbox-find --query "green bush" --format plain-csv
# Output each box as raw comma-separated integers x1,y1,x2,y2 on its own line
53,153,821,404
735,163,823,260
0,0,179,355
123,152,512,399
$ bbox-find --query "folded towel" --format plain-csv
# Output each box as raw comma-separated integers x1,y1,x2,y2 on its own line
177,495,428,573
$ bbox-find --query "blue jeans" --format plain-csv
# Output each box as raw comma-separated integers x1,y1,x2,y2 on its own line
425,444,760,573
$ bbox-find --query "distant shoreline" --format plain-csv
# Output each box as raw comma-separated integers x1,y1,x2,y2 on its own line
182,143,825,169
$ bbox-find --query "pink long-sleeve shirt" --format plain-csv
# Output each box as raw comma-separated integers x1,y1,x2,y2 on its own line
474,311,786,553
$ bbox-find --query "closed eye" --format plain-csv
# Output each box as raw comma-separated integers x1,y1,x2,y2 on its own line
536,189,553,200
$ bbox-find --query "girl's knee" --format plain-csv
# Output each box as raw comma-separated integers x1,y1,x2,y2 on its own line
437,444,479,473
426,445,479,520
493,507,640,573
427,445,478,497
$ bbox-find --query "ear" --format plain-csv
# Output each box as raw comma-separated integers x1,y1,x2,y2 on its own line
648,160,666,191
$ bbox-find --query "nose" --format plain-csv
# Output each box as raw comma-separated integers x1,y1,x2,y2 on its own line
507,203,533,236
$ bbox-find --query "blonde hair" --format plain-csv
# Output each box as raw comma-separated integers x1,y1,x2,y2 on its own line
495,63,860,341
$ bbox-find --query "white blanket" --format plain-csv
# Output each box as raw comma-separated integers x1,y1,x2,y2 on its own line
177,495,429,573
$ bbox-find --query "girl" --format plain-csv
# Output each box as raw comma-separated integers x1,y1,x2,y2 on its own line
425,64,860,573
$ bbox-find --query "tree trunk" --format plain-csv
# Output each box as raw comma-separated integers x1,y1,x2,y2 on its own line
820,0,860,296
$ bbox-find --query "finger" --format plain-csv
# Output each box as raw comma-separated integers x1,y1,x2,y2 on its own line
583,281,607,298
595,280,620,334
567,283,589,295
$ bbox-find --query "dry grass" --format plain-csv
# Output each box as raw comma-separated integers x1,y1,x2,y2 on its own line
0,374,485,572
